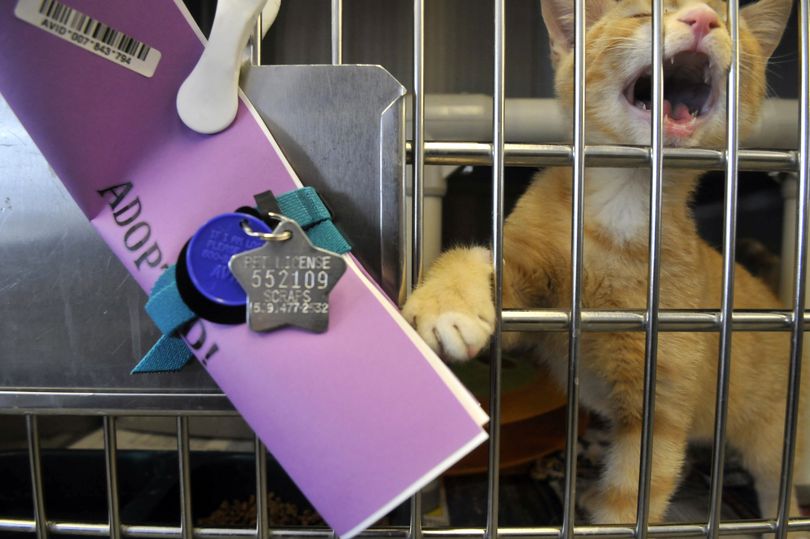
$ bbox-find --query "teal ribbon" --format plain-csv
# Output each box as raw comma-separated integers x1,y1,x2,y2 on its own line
276,187,351,253
133,188,350,374
277,187,331,228
307,220,352,254
131,266,196,373
133,333,195,373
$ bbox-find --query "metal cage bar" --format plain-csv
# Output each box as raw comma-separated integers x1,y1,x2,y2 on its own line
177,417,193,539
26,415,47,539
635,0,665,531
706,0,741,536
410,1,426,537
409,494,422,539
252,11,262,66
331,0,342,65
4,520,810,539
407,143,798,171
502,309,810,332
411,0,426,290
562,0,587,535
487,1,506,539
776,0,810,535
256,438,269,539
104,416,122,539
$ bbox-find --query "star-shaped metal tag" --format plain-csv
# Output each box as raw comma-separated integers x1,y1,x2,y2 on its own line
229,219,346,333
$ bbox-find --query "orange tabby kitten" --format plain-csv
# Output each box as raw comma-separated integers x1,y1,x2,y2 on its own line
403,0,801,525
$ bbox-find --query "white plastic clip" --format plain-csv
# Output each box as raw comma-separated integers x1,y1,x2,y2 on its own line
177,0,281,134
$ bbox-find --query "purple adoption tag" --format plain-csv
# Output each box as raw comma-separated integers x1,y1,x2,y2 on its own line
185,212,271,306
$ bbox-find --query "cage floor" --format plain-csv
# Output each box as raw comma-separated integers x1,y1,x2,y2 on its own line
0,424,765,539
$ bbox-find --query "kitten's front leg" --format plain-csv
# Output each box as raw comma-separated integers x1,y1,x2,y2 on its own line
401,247,495,361
589,416,689,525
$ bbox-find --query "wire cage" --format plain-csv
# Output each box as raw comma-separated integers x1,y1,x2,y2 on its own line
1,0,809,538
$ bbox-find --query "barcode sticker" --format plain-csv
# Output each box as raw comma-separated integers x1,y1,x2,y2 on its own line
15,0,162,78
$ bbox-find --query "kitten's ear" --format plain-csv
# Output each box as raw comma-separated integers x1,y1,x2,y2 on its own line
740,0,792,59
541,0,611,67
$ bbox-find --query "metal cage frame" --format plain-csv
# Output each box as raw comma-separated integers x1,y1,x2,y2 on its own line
1,0,809,537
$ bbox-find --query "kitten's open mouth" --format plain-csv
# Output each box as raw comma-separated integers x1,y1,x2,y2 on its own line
623,50,716,137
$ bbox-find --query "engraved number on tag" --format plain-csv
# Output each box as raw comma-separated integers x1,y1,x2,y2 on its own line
230,219,346,333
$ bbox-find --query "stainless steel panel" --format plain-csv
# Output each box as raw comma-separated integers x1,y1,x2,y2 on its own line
241,64,407,301
0,96,221,405
1,63,406,410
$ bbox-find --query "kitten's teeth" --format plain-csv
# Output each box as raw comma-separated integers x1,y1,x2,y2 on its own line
703,68,710,84
636,101,647,110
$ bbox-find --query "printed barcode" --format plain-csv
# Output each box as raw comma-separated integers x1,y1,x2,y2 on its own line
15,0,162,78
38,0,152,61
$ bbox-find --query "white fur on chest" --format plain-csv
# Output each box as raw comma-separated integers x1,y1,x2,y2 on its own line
586,168,650,244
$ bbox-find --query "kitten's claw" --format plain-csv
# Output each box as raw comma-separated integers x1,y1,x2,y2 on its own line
434,313,492,361
407,311,492,362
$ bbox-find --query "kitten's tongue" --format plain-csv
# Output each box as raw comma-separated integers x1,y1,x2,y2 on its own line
663,100,697,138
665,100,692,123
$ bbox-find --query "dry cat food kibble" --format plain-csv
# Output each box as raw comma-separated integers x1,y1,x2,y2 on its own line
198,493,324,527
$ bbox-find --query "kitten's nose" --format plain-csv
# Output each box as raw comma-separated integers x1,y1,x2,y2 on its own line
678,4,720,43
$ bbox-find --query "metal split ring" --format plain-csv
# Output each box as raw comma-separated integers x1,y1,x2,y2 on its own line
241,211,293,242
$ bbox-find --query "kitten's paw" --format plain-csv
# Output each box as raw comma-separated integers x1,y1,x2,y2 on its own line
411,311,493,362
401,247,495,362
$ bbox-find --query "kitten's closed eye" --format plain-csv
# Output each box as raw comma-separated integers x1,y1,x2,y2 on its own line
629,12,651,18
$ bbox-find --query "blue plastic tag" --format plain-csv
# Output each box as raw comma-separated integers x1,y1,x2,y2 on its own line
185,213,272,306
